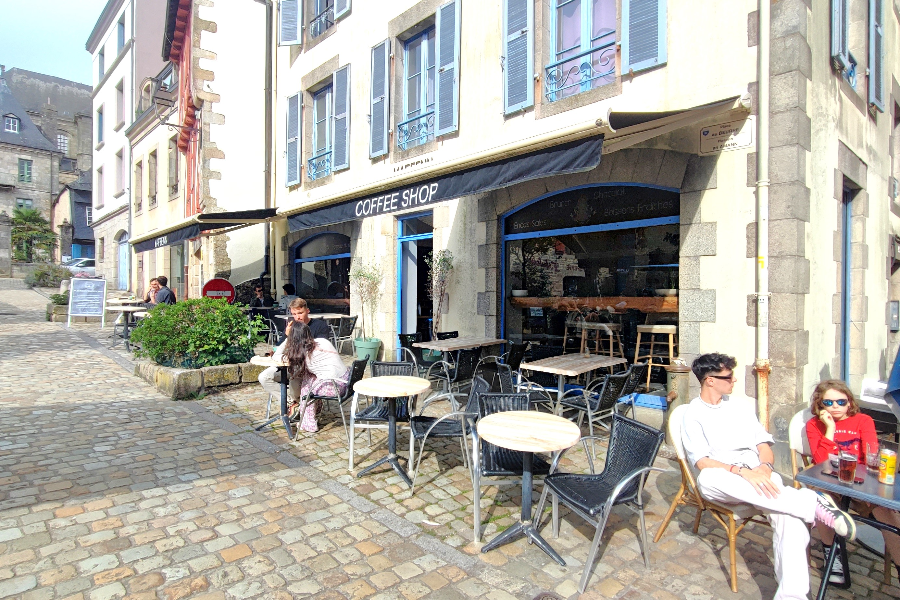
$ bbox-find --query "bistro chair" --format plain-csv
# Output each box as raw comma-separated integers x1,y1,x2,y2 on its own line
470,391,552,542
331,315,359,353
590,362,648,418
397,332,440,377
297,358,367,441
426,347,482,399
517,345,565,407
558,371,629,439
407,376,491,493
347,361,417,470
476,342,528,390
653,404,768,593
534,414,666,593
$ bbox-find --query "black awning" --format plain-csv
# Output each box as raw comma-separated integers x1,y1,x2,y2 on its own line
132,223,200,253
132,208,276,253
288,135,604,232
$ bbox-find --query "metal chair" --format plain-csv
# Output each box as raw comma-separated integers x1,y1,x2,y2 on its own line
407,376,491,493
470,391,552,542
397,332,440,376
331,315,359,353
788,408,814,489
557,372,629,438
476,342,528,390
299,358,367,441
582,362,648,419
425,347,481,399
347,361,417,470
534,414,667,593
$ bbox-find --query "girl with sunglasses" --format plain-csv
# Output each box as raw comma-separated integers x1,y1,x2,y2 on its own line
805,379,899,583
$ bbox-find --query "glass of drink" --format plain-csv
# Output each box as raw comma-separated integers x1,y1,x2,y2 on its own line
866,443,880,473
838,451,858,484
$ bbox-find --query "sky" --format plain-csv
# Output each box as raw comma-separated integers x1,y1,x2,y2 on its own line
1,0,112,85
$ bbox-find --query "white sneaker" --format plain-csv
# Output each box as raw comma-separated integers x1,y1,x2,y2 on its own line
814,493,857,542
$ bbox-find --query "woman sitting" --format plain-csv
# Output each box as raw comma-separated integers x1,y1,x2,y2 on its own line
281,320,350,432
805,379,900,584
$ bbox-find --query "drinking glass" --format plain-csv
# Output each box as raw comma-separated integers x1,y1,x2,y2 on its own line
838,451,858,484
866,442,880,473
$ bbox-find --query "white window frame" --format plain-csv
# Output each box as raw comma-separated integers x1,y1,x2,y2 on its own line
4,116,19,133
57,134,69,153
308,85,333,180
400,28,436,150
86,206,93,225
548,0,617,99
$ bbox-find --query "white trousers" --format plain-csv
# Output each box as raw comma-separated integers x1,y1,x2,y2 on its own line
258,366,300,401
697,468,818,600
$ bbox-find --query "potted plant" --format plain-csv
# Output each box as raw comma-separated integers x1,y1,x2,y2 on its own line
349,259,383,362
425,249,454,339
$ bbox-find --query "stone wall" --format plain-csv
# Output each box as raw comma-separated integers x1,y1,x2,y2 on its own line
91,210,129,288
0,211,10,277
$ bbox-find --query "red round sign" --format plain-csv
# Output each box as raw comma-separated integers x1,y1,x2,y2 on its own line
202,278,236,303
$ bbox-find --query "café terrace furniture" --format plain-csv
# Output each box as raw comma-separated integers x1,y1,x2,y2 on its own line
350,371,431,487
797,457,900,599
397,332,440,376
557,371,629,440
519,353,629,413
475,341,528,390
250,355,292,438
634,324,678,388
580,321,626,359
653,404,769,593
414,335,506,387
425,348,483,400
330,315,359,353
534,414,666,593
407,376,491,493
296,358,368,441
109,305,147,351
476,406,580,563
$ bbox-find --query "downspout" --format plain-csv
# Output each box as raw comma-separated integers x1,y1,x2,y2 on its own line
257,0,273,291
755,0,772,430
128,0,135,291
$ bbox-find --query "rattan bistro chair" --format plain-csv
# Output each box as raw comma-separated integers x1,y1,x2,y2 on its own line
653,404,768,593
534,414,666,593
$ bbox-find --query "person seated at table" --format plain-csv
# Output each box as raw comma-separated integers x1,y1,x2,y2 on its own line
682,352,857,600
278,283,298,311
250,285,275,308
143,278,160,307
805,379,900,584
258,320,349,432
285,297,331,340
154,275,176,305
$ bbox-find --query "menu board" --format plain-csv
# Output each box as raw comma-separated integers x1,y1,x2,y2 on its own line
68,278,107,320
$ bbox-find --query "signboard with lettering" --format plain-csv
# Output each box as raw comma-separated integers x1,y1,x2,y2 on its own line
699,117,754,156
202,278,236,303
68,278,107,327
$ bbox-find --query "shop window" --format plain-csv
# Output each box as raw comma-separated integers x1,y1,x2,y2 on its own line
398,28,436,150
292,232,351,314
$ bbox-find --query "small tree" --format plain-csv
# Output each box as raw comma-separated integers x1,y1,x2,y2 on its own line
425,249,454,338
12,208,56,262
349,260,383,340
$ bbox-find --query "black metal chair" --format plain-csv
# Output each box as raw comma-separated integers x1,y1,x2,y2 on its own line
534,414,666,593
476,342,528,390
299,358,367,441
347,361,417,470
518,344,565,409
470,391,552,542
558,371,629,439
397,332,440,376
426,347,481,400
407,376,490,493
616,362,648,418
331,315,359,353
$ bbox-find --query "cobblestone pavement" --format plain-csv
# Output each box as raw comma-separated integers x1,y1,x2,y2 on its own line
2,289,898,599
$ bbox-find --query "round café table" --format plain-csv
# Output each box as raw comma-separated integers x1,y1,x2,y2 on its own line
109,305,148,351
250,355,291,438
352,375,432,487
477,410,581,565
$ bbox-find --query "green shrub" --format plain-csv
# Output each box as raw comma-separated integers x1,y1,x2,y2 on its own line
25,263,72,288
130,297,266,368
49,290,70,305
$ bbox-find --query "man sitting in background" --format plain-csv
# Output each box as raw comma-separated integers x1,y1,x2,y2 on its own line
278,283,298,311
154,276,176,305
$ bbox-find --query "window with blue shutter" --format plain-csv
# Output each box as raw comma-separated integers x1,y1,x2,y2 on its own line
332,65,351,171
503,0,533,113
831,0,849,70
370,40,390,158
547,0,617,101
309,86,333,181
622,0,666,74
285,93,301,186
280,0,301,46
868,0,884,112
400,29,436,150
310,0,334,38
434,0,460,137
335,0,350,20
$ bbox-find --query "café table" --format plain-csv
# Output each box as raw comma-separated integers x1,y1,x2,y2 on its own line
310,312,346,320
519,354,628,412
477,410,581,565
796,459,900,599
250,355,292,438
412,336,506,353
107,298,145,305
109,305,147,351
352,375,432,487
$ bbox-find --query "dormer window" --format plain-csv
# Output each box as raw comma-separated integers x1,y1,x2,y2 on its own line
4,115,20,133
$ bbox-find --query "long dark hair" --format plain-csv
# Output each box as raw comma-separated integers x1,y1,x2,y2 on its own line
284,321,317,381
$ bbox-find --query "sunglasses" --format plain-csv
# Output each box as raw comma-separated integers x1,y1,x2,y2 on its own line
708,374,735,381
822,399,848,407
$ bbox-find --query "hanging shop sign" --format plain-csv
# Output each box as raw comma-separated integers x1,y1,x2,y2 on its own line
699,116,754,156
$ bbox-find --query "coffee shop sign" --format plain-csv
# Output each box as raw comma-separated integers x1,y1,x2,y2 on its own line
699,116,754,156
354,182,439,217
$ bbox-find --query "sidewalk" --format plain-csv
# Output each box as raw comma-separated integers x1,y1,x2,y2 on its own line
0,289,896,599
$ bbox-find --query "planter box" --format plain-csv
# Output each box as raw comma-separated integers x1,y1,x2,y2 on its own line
135,360,263,399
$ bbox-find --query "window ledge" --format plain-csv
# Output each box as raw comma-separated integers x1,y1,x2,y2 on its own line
113,189,126,199
95,205,104,211
95,141,105,151
169,191,181,201
113,121,125,132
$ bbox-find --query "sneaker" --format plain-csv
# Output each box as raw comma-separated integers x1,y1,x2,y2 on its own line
814,493,857,542
827,556,845,585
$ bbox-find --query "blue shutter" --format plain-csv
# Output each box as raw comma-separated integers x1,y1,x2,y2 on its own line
435,0,460,137
503,0,533,113
285,93,300,186
831,0,849,70
332,65,351,171
335,0,350,19
868,0,884,112
280,0,301,46
622,0,667,73
370,40,390,158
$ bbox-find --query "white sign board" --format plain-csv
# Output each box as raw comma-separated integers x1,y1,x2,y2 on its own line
68,278,107,327
699,117,754,155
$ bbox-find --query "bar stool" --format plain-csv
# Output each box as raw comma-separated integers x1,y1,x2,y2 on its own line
633,324,677,387
580,322,626,359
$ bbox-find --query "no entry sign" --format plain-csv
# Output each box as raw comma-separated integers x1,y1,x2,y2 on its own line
202,278,236,303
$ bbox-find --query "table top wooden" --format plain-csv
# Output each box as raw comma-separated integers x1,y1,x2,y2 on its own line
250,355,288,367
311,313,346,320
412,336,506,352
478,411,581,453
110,305,147,312
133,311,148,319
107,298,145,305
521,354,628,377
353,375,432,398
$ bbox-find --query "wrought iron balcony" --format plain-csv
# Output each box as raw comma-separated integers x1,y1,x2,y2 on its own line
307,151,332,181
309,6,334,39
396,111,434,151
544,39,616,102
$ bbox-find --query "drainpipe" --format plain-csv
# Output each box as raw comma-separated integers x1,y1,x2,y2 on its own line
755,0,772,430
256,0,273,292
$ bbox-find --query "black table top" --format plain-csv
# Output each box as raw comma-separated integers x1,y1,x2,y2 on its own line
796,462,900,511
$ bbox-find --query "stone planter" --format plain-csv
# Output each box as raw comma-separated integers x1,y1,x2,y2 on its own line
46,302,101,323
135,360,267,399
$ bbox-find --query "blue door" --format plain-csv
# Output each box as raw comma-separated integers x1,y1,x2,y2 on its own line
118,239,130,290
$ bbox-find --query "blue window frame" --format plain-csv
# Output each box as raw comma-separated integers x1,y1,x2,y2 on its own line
308,85,333,181
397,213,434,339
398,29,436,151
546,0,616,101
292,232,351,309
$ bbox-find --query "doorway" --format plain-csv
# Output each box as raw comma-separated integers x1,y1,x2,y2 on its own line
397,213,433,340
116,232,130,290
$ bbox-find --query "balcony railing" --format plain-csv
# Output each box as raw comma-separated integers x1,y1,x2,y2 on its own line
307,151,332,181
309,6,334,39
544,38,616,102
396,111,434,151
148,193,157,209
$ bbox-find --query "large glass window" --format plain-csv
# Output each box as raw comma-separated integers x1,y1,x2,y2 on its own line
546,0,616,101
292,233,351,314
399,29,436,150
308,85,333,181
